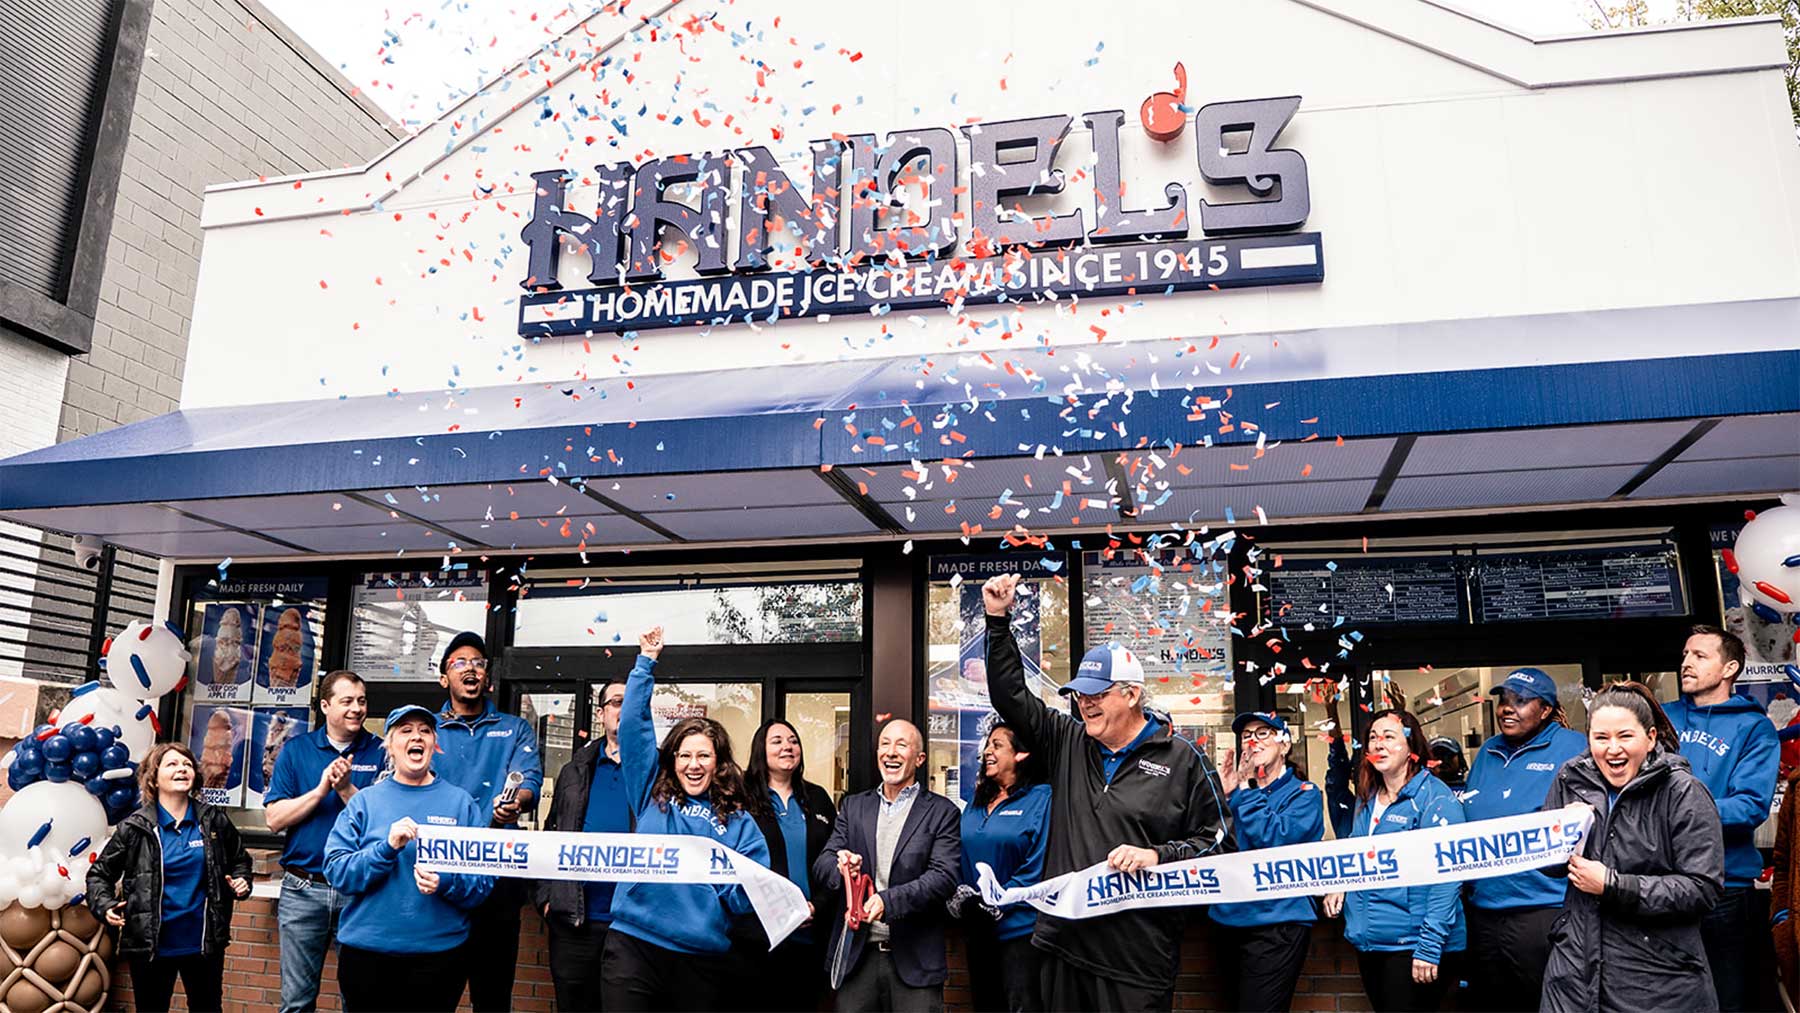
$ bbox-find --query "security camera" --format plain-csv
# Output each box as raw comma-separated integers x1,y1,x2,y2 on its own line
71,534,108,573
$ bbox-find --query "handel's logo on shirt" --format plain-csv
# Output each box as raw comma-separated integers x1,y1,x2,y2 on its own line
1136,759,1171,778
484,729,514,739
1525,762,1557,772
677,801,730,835
424,815,458,825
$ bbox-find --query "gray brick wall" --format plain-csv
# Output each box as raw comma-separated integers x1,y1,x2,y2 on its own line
57,0,398,441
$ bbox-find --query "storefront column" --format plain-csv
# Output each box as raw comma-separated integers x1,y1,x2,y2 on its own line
867,547,916,728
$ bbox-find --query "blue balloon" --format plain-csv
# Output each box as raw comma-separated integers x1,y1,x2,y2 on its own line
100,744,130,770
6,767,27,792
92,726,116,752
71,751,101,779
30,724,54,742
11,745,43,777
105,786,136,811
84,775,109,796
43,760,71,783
40,736,73,763
65,725,98,753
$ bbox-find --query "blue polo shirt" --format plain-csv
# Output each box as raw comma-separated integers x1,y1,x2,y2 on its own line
582,744,632,923
435,699,544,826
1099,716,1161,783
265,727,386,875
768,790,812,901
157,804,207,957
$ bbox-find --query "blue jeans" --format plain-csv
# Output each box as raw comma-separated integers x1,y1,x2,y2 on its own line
278,873,348,1013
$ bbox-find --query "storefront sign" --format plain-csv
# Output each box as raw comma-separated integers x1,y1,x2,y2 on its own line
519,98,1320,336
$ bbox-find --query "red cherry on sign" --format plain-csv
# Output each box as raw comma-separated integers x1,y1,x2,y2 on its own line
1366,850,1377,859
1140,62,1188,142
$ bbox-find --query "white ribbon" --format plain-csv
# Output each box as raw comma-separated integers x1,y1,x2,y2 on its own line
978,805,1594,920
414,826,808,947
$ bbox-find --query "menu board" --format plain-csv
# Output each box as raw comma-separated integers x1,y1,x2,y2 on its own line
1267,556,1464,627
1473,544,1684,622
349,570,489,681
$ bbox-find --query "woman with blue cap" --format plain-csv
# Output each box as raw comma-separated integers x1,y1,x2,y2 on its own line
1323,708,1466,1013
324,704,495,1012
1208,710,1325,1012
1459,667,1587,1012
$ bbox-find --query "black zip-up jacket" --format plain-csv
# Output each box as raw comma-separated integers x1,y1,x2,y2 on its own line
1540,748,1725,1013
534,738,635,927
86,800,253,959
985,612,1233,991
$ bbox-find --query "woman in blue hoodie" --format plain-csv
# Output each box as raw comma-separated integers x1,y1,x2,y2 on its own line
324,704,495,1013
1324,708,1466,1013
1209,710,1325,1013
1459,668,1589,1013
950,719,1051,1013
601,626,771,1011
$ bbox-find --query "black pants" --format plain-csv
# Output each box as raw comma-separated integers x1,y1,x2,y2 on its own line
1356,949,1459,1013
741,932,825,1013
464,883,524,1011
965,927,1043,1013
1210,920,1312,1012
835,946,944,1013
128,951,224,1013
1463,905,1559,1013
601,927,731,1012
1701,886,1778,1013
337,943,467,1012
1038,950,1172,1013
549,918,611,1012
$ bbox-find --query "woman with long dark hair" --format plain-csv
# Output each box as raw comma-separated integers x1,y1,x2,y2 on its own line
1540,681,1724,1013
87,742,253,1013
1323,708,1466,1012
950,719,1051,1013
742,717,838,1013
602,627,772,1012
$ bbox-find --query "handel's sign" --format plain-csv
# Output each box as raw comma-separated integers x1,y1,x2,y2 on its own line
518,97,1321,336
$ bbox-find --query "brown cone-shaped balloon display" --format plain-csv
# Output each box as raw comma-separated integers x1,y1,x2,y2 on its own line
0,903,113,1013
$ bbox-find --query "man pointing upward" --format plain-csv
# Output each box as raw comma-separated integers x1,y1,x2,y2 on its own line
982,573,1231,1013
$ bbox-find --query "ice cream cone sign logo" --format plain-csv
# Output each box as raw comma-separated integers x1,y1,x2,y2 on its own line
1141,63,1187,142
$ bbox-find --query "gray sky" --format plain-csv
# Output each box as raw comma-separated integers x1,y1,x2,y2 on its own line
263,0,1684,126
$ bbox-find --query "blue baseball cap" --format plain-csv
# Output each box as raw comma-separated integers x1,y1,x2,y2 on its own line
1060,643,1146,697
1231,711,1292,738
384,704,438,730
1429,736,1463,757
1493,668,1558,706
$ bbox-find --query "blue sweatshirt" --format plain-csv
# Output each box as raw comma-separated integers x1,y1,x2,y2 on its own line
607,655,770,955
434,699,544,825
1210,768,1325,928
958,781,1052,941
1665,692,1779,887
1344,769,1466,966
324,776,495,954
1462,722,1589,911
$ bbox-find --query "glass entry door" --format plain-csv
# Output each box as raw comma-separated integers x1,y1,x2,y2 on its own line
782,686,853,804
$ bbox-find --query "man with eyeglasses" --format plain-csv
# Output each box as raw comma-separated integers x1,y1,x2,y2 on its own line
433,630,544,1011
982,574,1231,1012
535,679,633,1011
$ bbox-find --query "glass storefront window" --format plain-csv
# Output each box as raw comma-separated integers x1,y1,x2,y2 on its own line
516,581,862,647
644,680,765,766
349,570,488,680
178,576,331,831
924,557,1070,806
520,690,576,831
785,690,851,803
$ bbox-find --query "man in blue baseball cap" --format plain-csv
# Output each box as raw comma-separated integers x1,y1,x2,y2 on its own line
1459,668,1586,1013
982,573,1230,1012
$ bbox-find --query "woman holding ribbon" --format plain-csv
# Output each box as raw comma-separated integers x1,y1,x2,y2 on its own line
323,704,494,1012
1539,681,1724,1013
601,626,773,1012
1209,711,1325,1013
1323,708,1466,1012
949,719,1051,1013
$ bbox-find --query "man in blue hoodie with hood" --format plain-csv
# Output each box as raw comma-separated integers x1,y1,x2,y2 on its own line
1665,624,1779,1012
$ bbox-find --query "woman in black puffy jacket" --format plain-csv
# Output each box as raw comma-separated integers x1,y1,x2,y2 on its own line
87,743,252,1013
1540,682,1724,1013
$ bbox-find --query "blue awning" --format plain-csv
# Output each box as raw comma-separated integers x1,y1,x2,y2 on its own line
3,303,1796,559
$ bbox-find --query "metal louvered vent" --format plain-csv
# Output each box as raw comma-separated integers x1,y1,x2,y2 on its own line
0,0,121,300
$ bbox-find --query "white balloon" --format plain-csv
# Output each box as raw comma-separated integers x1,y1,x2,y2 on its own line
1734,495,1800,620
0,880,17,908
18,884,43,908
103,621,190,700
56,687,156,762
0,782,110,866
